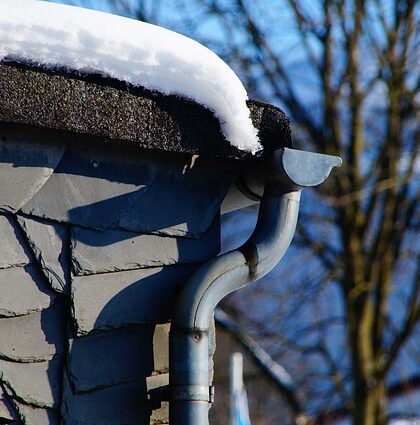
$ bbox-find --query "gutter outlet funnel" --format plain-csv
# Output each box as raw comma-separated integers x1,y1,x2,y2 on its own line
169,148,341,425
221,147,342,213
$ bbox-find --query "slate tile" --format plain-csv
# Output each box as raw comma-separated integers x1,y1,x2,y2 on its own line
0,125,65,213
0,385,18,423
0,399,15,423
71,216,220,276
0,357,62,409
20,141,157,231
71,265,197,335
145,373,169,393
67,324,169,393
0,265,54,318
0,301,65,362
116,156,236,238
21,140,237,237
0,215,30,270
62,372,150,425
12,401,60,425
17,216,70,294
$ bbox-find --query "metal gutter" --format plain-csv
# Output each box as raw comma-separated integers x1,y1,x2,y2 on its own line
169,148,341,425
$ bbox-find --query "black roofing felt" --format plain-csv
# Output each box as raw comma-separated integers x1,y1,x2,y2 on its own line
0,62,292,160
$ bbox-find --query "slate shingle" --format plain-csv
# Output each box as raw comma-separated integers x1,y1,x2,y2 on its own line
0,301,65,363
21,140,237,238
0,265,54,318
68,324,170,393
62,372,150,425
71,265,197,335
17,216,70,294
0,124,65,213
12,401,60,425
71,217,220,276
0,385,18,423
0,357,62,409
0,215,30,269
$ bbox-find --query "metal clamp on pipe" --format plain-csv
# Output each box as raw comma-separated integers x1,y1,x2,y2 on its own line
169,148,341,425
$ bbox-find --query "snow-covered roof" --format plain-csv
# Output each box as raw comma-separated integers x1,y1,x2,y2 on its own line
0,0,261,153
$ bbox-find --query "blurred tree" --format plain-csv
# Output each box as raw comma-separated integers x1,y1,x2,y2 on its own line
51,1,420,424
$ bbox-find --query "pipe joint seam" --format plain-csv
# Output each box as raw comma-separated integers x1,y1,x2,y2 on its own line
239,241,259,276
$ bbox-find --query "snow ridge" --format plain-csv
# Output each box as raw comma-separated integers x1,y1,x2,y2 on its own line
0,0,261,153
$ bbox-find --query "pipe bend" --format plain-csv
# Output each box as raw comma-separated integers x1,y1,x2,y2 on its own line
244,188,301,280
169,186,301,424
172,187,301,332
171,250,248,330
169,147,340,425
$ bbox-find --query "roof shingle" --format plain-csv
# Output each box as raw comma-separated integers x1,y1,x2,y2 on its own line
0,63,292,160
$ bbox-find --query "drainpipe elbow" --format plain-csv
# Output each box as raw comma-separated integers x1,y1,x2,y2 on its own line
240,188,301,281
169,148,341,425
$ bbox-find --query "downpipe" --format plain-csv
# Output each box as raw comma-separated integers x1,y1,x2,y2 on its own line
169,148,341,425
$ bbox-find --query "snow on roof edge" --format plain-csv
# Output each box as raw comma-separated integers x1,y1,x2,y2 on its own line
0,0,262,154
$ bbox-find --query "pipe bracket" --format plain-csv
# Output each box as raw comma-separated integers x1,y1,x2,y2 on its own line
171,385,214,403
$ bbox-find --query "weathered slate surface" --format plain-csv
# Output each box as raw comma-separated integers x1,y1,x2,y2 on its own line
0,63,292,161
62,372,150,425
68,324,170,393
0,301,65,363
0,265,54,317
21,140,153,230
0,124,65,213
71,265,197,335
12,401,60,425
17,216,70,294
0,385,17,423
21,140,237,238
116,160,233,237
0,357,62,408
71,217,220,275
67,327,153,390
0,215,30,269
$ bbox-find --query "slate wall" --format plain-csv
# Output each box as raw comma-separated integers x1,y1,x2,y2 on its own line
0,123,239,424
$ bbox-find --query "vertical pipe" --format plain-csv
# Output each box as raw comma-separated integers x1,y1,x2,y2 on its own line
169,149,341,425
170,330,211,425
170,189,301,425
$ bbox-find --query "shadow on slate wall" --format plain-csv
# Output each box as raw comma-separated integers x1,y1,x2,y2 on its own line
0,213,66,424
64,195,216,423
1,124,229,424
58,142,224,424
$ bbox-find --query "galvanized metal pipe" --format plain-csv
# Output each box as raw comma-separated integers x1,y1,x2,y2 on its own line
170,187,300,425
169,148,341,425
